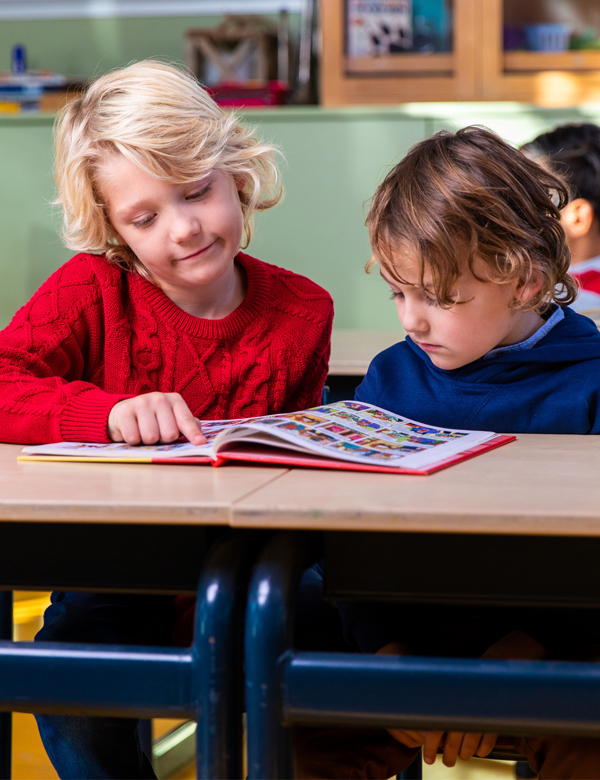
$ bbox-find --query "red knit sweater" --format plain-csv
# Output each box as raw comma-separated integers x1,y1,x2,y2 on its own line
0,251,333,444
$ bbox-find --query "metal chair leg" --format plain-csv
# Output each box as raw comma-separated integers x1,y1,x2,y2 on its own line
245,531,321,780
0,592,12,780
138,718,153,765
194,531,266,780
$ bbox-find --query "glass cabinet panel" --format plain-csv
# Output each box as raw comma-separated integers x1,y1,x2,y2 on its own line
503,0,600,74
344,0,454,77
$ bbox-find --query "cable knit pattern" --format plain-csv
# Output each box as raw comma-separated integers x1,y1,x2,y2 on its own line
0,251,333,444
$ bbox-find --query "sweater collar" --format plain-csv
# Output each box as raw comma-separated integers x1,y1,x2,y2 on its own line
128,252,271,339
481,304,563,360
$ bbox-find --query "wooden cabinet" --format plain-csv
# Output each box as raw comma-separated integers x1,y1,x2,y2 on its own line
481,0,600,105
320,0,477,104
320,0,600,107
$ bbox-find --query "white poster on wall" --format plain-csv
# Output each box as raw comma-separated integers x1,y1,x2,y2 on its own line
347,0,413,56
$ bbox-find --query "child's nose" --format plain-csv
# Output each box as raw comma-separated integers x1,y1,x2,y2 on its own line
401,302,428,333
171,211,200,243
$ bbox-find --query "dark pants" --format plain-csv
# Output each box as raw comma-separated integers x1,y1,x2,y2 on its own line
34,592,176,780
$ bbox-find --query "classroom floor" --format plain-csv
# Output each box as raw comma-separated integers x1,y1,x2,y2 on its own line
11,592,518,780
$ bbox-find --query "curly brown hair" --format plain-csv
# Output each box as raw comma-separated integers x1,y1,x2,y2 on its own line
366,126,577,311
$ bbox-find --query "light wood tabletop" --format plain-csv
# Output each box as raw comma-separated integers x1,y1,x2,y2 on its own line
0,444,287,525
231,434,600,536
329,329,402,375
6,434,600,536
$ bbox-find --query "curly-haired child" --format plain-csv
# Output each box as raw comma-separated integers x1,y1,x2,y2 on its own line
299,127,600,780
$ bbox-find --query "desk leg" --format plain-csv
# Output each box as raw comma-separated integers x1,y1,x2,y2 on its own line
137,718,153,766
194,532,264,780
245,532,321,780
0,592,12,780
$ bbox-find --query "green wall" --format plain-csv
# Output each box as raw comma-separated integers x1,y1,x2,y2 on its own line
0,15,299,77
3,103,600,330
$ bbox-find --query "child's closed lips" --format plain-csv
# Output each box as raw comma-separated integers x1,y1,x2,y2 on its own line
413,340,442,351
175,241,216,261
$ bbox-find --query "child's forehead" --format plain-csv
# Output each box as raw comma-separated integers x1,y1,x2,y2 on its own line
98,150,213,183
381,262,424,286
378,250,434,287
379,239,479,286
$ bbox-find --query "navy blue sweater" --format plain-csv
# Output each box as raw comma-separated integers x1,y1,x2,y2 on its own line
339,307,600,654
356,306,600,434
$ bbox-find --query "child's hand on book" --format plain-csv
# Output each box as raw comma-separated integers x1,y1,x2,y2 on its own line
107,393,206,446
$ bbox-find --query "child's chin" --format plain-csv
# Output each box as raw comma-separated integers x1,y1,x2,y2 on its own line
430,355,468,370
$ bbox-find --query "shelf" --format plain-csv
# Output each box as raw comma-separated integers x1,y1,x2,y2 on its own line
345,53,453,76
504,50,600,72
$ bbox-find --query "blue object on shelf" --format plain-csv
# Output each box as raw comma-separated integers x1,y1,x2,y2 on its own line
10,45,26,75
524,24,570,52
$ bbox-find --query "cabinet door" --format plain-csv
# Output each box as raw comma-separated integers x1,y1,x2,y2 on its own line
480,0,600,105
320,0,478,105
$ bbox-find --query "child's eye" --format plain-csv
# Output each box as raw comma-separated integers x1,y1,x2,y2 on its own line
186,184,211,201
389,290,437,306
132,214,156,229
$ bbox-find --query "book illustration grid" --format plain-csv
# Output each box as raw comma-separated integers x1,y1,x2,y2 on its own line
203,401,470,463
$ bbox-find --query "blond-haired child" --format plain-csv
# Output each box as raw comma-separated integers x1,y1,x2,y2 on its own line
0,60,332,778
302,127,600,780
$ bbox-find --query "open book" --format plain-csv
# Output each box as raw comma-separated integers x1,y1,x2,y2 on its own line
19,401,515,475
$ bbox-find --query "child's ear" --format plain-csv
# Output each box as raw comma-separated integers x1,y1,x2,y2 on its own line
561,198,595,239
514,272,542,305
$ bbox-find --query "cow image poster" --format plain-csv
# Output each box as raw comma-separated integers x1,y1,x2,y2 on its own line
347,0,413,56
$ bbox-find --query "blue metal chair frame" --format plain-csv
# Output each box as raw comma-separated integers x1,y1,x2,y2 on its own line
245,530,322,779
245,530,600,780
0,531,257,780
0,592,12,780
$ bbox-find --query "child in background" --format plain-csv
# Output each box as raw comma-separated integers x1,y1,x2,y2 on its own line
523,123,600,313
0,60,333,778
302,127,600,780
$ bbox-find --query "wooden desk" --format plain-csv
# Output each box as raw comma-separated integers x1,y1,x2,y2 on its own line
329,329,401,376
231,434,600,536
0,443,287,593
0,445,289,778
239,435,600,777
0,444,285,525
233,434,600,609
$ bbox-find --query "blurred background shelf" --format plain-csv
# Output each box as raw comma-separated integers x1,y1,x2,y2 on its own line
504,51,600,72
321,0,600,107
345,53,453,75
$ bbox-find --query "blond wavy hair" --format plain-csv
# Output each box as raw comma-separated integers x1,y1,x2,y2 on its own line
54,60,282,275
